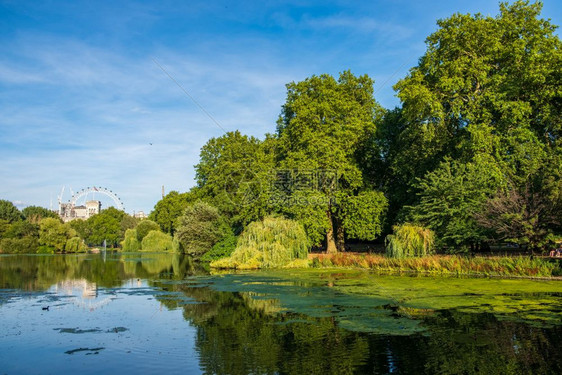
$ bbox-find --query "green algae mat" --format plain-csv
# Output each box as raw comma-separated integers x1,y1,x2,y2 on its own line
183,269,562,334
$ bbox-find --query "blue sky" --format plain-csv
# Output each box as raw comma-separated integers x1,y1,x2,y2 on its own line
1,0,561,214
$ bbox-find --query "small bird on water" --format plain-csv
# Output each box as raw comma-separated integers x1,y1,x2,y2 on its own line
42,306,49,311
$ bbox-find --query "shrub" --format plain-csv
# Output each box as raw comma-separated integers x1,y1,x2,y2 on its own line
121,228,141,252
39,218,71,252
200,234,238,262
141,230,175,252
37,245,55,254
211,217,309,269
174,201,230,257
65,237,88,253
136,219,160,242
0,237,39,254
386,223,435,258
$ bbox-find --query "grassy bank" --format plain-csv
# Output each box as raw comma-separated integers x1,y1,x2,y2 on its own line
309,253,561,278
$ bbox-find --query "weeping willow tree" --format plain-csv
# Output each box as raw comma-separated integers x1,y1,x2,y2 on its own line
121,228,140,252
385,223,435,258
211,217,309,269
141,230,176,252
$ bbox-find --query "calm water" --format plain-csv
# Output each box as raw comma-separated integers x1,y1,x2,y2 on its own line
1,253,561,374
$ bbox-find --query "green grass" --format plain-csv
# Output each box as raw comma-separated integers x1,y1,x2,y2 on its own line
310,253,559,278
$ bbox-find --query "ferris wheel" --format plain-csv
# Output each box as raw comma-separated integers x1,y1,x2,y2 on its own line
69,186,125,211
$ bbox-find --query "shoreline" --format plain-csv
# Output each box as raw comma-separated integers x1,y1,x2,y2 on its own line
308,253,562,280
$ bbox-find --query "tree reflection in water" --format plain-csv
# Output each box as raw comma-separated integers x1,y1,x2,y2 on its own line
1,253,560,374
177,283,562,375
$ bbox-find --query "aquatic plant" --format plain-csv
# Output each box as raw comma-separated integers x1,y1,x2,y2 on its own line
385,223,435,258
211,217,309,269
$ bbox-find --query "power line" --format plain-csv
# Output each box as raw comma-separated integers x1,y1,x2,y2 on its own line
152,57,228,134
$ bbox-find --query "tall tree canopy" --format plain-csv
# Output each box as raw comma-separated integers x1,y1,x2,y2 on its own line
149,191,195,234
0,200,23,223
276,71,387,252
194,131,276,230
390,0,562,249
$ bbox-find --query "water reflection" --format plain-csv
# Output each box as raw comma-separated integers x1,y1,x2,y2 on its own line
0,252,200,292
173,282,562,374
0,253,561,374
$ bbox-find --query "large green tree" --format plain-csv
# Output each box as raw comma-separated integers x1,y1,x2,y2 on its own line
409,155,505,250
149,191,195,234
22,206,58,223
194,131,276,230
135,219,160,243
174,201,230,257
0,200,23,223
85,207,125,246
395,1,561,159
391,1,562,248
39,218,74,252
276,71,387,252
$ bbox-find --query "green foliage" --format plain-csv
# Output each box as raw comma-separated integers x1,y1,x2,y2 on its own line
341,190,388,240
119,214,138,239
475,185,560,250
149,191,196,234
121,228,141,252
174,201,230,257
0,237,39,254
385,223,435,258
194,131,276,229
386,1,562,249
141,230,175,252
0,200,23,223
0,216,40,253
200,234,238,262
85,210,121,246
22,206,58,223
37,245,55,254
395,1,561,151
78,206,130,247
211,217,309,269
68,219,90,240
64,237,87,253
0,219,10,238
3,221,39,239
311,253,557,278
39,218,72,252
409,155,505,249
136,219,160,242
276,71,386,250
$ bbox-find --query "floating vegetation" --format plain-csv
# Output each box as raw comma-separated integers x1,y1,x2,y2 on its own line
186,269,562,329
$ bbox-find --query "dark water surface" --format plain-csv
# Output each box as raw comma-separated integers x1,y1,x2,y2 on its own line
1,253,561,374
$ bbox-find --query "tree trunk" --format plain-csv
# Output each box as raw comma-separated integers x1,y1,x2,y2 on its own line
335,217,345,252
326,210,338,254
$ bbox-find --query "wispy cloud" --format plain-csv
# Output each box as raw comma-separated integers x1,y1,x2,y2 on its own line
302,14,413,39
0,33,303,212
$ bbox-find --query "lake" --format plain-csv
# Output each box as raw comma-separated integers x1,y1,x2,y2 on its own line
1,252,561,374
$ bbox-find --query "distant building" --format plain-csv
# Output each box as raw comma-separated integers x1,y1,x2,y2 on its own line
134,210,148,219
59,200,101,222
